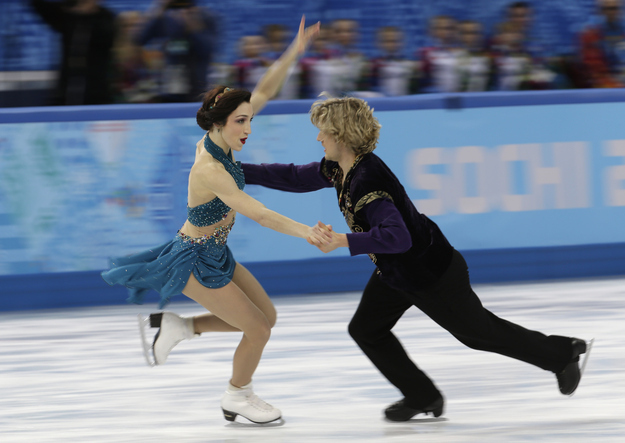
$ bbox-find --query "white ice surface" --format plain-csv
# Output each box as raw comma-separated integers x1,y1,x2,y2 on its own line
1,277,624,442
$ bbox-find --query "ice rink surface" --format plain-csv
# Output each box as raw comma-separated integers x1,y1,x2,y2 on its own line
1,277,624,443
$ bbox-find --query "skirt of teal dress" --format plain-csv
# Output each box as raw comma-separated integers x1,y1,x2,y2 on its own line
101,231,236,309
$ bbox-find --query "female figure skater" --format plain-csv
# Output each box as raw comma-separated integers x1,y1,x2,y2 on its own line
102,17,322,424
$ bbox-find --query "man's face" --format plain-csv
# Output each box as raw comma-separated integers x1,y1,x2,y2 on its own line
317,130,344,162
240,36,266,58
431,17,456,45
312,28,331,52
460,23,483,49
378,30,403,55
333,20,358,47
509,6,532,29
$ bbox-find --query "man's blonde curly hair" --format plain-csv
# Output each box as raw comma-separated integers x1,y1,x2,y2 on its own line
310,94,382,155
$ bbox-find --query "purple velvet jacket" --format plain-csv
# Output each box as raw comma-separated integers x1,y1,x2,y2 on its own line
242,153,454,292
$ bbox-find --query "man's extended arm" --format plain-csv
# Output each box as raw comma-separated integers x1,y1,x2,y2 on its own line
241,162,333,193
346,199,412,255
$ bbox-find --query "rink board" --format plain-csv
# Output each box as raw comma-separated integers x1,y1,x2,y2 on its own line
1,90,624,310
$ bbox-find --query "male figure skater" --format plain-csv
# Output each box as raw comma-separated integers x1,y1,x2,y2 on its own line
241,95,590,421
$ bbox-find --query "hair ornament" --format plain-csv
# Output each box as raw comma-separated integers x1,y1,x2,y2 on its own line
210,87,233,109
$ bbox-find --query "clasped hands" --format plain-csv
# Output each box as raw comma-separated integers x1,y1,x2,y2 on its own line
306,221,346,253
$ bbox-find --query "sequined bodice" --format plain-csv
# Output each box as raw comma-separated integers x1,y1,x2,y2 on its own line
187,136,246,227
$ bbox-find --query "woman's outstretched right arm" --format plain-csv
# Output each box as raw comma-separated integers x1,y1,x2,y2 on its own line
197,162,331,244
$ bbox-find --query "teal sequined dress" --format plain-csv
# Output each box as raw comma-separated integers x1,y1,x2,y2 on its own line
101,136,245,308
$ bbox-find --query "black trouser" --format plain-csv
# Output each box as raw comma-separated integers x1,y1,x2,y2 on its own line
348,249,573,408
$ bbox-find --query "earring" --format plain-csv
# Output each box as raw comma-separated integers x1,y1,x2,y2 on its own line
217,128,220,133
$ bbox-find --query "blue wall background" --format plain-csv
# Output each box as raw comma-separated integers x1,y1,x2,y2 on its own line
1,90,624,311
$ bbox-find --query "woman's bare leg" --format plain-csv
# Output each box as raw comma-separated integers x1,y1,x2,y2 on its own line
191,262,277,333
182,272,271,387
231,263,277,327
191,313,240,333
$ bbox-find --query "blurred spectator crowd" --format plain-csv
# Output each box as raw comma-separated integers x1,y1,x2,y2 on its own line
7,0,625,106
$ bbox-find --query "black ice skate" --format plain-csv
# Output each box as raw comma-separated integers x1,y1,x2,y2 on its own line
556,337,594,395
384,395,445,421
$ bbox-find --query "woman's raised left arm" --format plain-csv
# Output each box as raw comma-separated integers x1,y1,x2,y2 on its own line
250,16,319,114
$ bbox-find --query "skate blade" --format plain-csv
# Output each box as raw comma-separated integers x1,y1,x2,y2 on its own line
137,314,156,367
222,408,283,425
579,338,594,379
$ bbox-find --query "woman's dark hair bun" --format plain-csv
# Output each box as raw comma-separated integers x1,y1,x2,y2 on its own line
196,86,252,132
196,107,213,131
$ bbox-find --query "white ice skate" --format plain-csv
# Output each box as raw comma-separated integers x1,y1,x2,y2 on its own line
137,312,197,366
221,382,282,424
